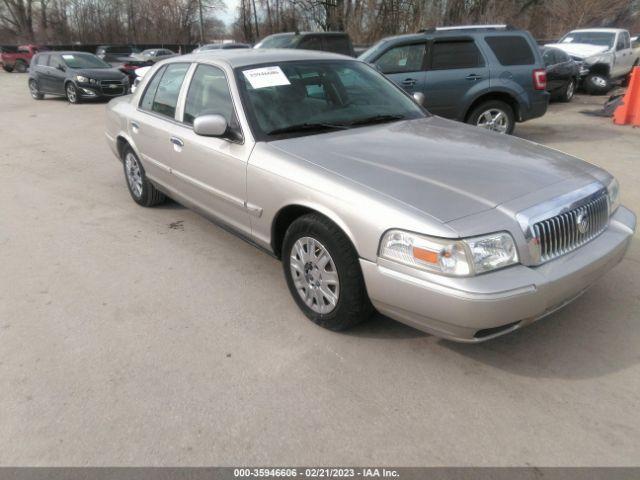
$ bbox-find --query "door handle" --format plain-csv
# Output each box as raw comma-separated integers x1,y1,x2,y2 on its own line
401,78,417,86
466,74,483,81
170,136,184,148
130,121,140,133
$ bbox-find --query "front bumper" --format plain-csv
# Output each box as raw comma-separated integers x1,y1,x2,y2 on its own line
76,81,129,98
361,206,636,342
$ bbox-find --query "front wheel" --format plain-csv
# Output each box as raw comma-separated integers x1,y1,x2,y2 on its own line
2,65,13,73
65,82,81,104
282,213,374,331
585,73,611,95
466,100,515,135
28,79,44,100
14,60,27,73
560,78,576,102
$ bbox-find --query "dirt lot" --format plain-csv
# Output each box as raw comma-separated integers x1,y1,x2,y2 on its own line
1,71,639,466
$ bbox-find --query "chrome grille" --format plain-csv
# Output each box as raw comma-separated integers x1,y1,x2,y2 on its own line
533,193,609,262
99,80,126,95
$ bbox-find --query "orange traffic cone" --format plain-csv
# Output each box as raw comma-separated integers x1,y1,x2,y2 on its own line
613,66,640,126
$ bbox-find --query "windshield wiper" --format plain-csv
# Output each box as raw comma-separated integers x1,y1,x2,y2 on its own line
267,122,349,135
343,114,405,127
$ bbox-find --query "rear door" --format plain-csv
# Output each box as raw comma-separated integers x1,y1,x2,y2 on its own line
372,42,427,95
130,63,191,188
423,38,489,119
32,53,50,90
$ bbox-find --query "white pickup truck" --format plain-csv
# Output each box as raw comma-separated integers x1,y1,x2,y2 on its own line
546,28,640,94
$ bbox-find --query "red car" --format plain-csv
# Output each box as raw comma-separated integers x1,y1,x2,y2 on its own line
1,44,47,73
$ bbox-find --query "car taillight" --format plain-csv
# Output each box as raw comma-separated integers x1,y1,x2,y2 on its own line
533,69,547,90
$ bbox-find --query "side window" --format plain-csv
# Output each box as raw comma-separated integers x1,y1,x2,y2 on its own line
298,36,323,51
49,55,63,70
375,43,425,74
140,66,166,111
616,34,626,51
431,40,484,70
149,63,189,118
323,36,350,55
623,32,631,50
36,54,50,66
485,35,535,66
183,64,236,126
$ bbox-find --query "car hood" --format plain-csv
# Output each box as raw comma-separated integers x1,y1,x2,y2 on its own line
545,42,609,59
269,117,600,223
73,68,127,80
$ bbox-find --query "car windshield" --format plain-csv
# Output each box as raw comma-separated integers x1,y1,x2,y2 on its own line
560,32,615,48
236,60,426,140
141,49,155,55
255,34,298,49
61,53,111,69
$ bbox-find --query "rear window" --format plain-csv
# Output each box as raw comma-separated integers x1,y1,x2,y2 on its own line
431,40,484,70
34,53,49,66
485,35,535,66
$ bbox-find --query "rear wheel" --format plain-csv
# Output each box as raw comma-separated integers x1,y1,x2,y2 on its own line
585,73,611,95
467,100,515,135
65,82,81,104
122,146,167,207
282,213,374,331
14,60,27,73
28,79,44,100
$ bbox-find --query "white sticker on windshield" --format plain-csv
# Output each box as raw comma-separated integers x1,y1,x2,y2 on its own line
563,37,574,43
62,54,75,59
243,66,291,89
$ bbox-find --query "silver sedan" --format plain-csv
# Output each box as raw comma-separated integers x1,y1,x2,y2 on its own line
105,49,636,342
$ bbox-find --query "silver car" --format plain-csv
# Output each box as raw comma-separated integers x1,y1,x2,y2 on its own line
105,49,636,342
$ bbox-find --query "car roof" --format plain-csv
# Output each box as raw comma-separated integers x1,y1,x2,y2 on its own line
178,48,354,68
568,28,623,33
375,27,528,44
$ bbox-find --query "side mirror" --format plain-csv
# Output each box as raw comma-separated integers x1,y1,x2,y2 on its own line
57,64,66,72
412,92,425,106
194,114,228,137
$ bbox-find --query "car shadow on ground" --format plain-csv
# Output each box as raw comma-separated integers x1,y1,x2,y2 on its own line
350,237,640,380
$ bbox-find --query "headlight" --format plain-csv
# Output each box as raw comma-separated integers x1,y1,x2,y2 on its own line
379,230,518,276
75,75,89,82
607,177,620,214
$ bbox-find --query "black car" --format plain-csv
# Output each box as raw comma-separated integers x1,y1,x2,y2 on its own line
541,46,580,102
254,32,355,57
28,51,129,103
96,45,141,63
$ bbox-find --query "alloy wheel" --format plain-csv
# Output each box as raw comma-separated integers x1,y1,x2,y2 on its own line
125,152,143,199
476,108,509,134
66,84,77,103
29,80,39,99
566,80,575,100
289,236,340,314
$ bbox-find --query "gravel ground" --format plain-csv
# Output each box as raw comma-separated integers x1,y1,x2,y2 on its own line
1,72,639,466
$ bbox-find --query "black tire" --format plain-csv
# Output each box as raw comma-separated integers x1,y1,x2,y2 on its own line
2,65,13,73
585,73,611,95
466,100,515,135
14,60,27,73
28,79,44,100
65,82,81,104
121,146,167,207
559,78,576,102
282,213,374,331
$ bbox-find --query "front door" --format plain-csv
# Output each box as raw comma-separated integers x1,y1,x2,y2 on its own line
373,42,427,95
169,63,251,235
47,54,67,95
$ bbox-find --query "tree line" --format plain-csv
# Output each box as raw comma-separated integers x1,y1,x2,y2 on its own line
1,0,639,46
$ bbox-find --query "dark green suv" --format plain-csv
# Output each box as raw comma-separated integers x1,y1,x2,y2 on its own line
359,25,549,134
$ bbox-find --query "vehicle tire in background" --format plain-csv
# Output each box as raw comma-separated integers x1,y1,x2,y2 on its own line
28,79,44,100
584,73,611,95
466,100,515,135
2,65,14,73
65,82,81,104
282,213,374,331
560,78,576,102
14,60,27,73
122,146,167,207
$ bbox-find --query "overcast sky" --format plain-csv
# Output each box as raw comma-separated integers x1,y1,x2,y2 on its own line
218,0,240,26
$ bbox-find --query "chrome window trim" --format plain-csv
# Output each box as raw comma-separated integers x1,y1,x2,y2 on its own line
515,182,608,265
